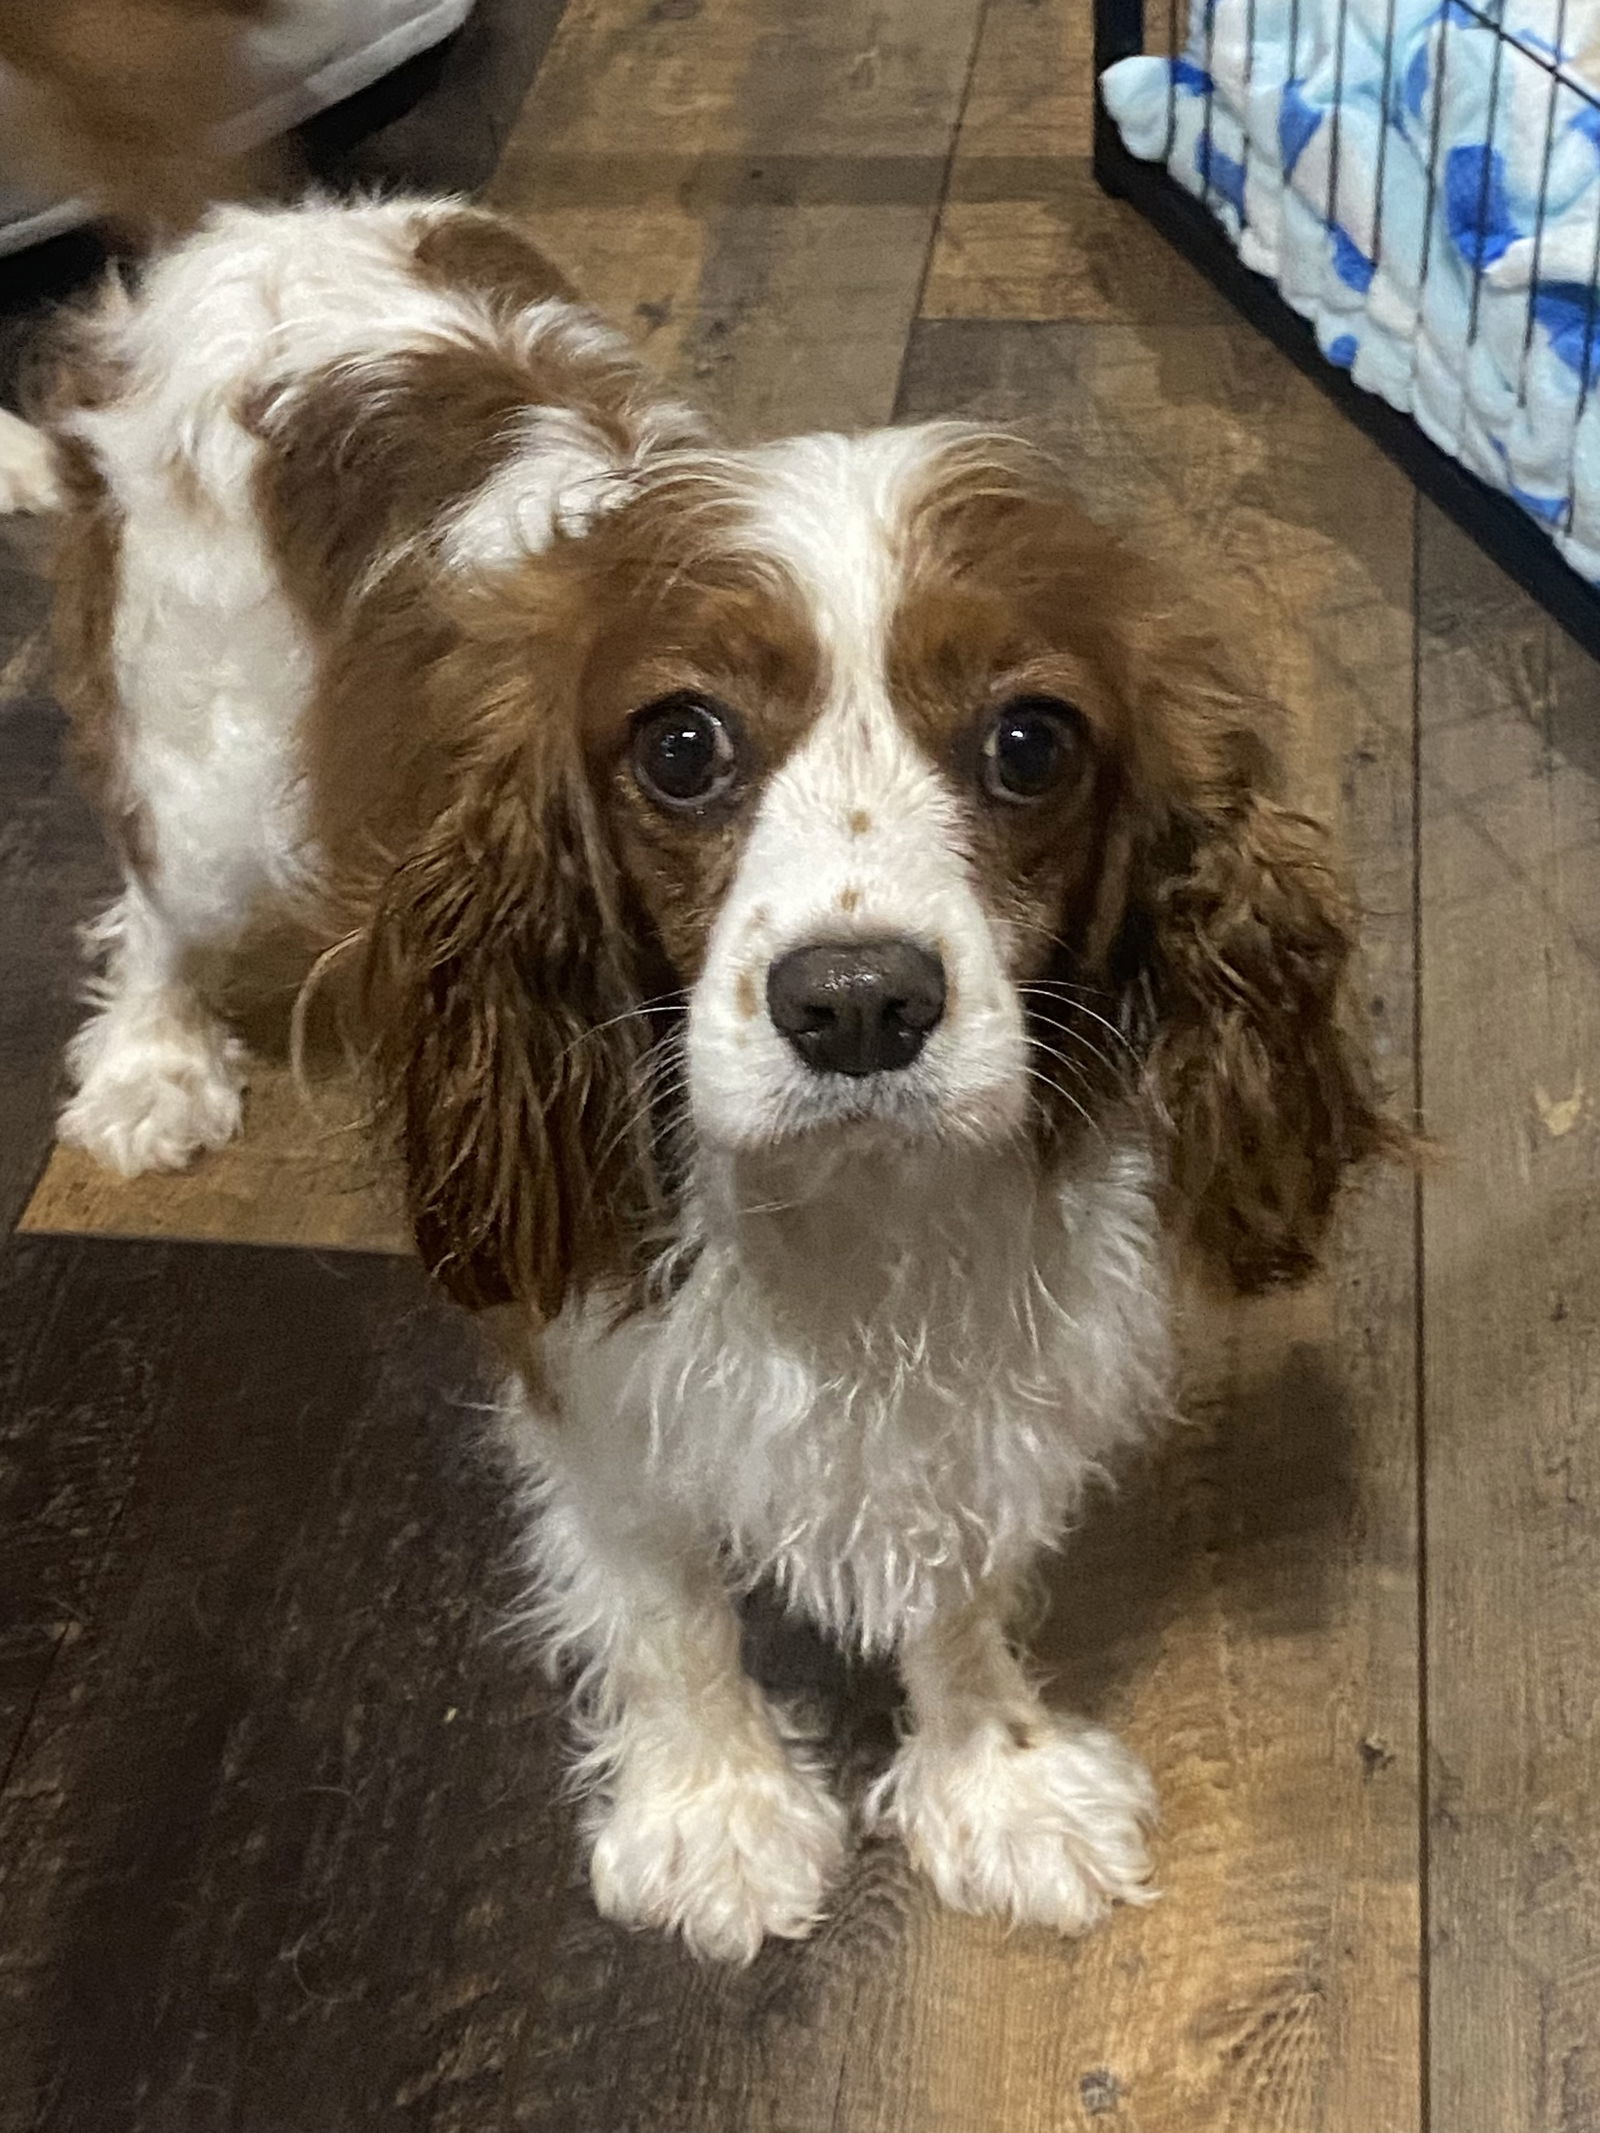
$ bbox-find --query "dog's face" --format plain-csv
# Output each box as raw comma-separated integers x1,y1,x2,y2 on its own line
363,424,1394,1319
581,429,1120,1158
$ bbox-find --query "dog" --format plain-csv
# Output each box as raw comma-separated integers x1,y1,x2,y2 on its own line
27,195,1398,1961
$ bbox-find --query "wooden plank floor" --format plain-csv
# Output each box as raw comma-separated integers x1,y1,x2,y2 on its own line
2,1,1597,2127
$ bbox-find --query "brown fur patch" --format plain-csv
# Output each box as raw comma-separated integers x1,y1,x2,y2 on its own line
837,886,861,914
734,970,759,1020
246,279,702,898
848,809,872,836
574,490,827,979
348,473,832,1313
342,485,826,1316
232,273,841,1316
34,316,153,876
250,344,550,633
411,209,578,314
47,430,146,870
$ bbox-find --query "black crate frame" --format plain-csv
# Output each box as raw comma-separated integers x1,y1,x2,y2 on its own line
1092,0,1600,662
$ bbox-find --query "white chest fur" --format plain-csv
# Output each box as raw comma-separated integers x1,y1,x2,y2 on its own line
525,1134,1172,1653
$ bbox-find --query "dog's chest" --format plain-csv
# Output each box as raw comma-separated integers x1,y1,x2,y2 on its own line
627,1143,1171,1647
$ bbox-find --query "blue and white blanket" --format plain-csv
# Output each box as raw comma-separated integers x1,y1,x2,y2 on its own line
1103,1,1600,580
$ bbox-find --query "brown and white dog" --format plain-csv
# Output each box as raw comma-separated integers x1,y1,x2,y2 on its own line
26,196,1397,1961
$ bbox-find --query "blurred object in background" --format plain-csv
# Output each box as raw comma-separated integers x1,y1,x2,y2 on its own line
0,0,474,254
0,0,277,241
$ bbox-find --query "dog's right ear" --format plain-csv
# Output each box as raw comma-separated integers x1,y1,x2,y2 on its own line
359,669,657,1323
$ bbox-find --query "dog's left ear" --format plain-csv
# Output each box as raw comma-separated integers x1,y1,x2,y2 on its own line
1107,617,1407,1295
355,589,660,1323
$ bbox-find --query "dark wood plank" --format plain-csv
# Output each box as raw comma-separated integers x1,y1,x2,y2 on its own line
301,0,572,197
1417,506,1600,2133
0,1236,913,2133
0,1241,188,1774
0,1237,561,2133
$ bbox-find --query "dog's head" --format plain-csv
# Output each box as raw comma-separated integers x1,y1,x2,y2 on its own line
363,423,1399,1319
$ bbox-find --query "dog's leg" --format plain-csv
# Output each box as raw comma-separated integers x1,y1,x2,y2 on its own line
529,1463,849,1962
867,1590,1157,1933
59,875,246,1176
53,430,306,1177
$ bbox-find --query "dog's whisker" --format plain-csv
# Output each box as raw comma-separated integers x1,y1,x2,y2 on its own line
1024,989,1140,1063
549,995,689,1070
1022,1065,1107,1144
1028,1040,1102,1093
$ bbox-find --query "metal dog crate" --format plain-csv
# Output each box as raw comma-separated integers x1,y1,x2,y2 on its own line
1092,0,1600,663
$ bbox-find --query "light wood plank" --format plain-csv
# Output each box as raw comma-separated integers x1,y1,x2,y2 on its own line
1417,507,1600,2133
23,1073,405,1252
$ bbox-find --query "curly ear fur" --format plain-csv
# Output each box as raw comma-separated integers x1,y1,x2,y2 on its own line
1134,791,1400,1293
359,720,659,1321
1108,625,1405,1296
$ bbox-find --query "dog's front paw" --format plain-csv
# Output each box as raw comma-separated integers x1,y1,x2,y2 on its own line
867,1718,1157,1934
588,1737,849,1964
60,1019,246,1177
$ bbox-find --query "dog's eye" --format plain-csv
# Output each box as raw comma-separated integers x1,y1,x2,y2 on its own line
630,693,740,810
979,696,1086,804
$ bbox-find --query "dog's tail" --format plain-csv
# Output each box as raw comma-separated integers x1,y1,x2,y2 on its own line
0,409,63,515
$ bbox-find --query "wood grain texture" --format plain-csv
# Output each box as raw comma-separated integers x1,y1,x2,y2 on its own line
23,1066,406,1252
0,1238,553,2133
0,1237,903,2133
1417,507,1600,2133
922,0,1227,325
488,0,988,437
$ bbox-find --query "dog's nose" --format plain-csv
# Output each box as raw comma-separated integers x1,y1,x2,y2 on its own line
766,939,946,1077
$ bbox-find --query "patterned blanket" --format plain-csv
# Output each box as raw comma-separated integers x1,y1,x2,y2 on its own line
1103,0,1600,580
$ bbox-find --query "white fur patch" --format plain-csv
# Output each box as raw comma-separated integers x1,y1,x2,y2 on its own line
866,1718,1157,1932
587,1710,848,1963
444,406,626,567
687,430,1032,1154
527,1133,1168,1654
